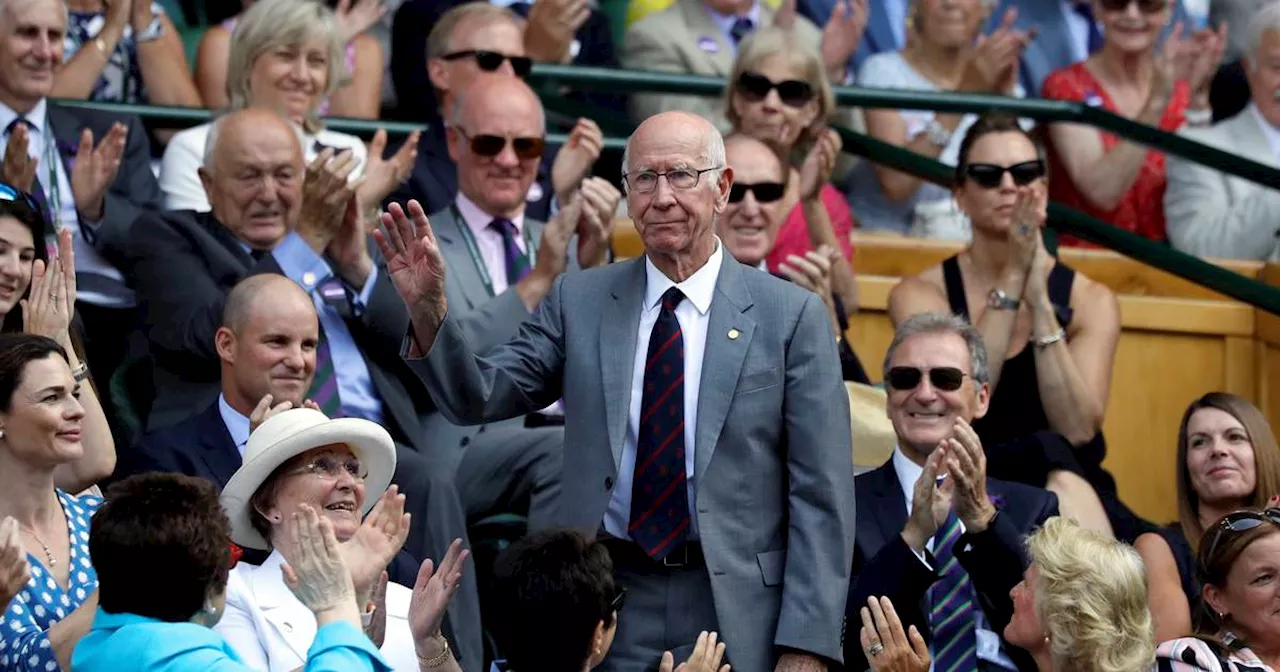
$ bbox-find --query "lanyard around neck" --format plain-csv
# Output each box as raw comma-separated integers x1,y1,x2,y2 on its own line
41,123,62,232
449,203,537,297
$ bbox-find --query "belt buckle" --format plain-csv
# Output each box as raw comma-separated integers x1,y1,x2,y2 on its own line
661,544,687,568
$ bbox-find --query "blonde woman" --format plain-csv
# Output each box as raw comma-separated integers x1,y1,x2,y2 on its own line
1004,517,1155,672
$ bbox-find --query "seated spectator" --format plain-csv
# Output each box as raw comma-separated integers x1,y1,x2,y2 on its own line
1166,4,1280,261
724,26,857,264
131,109,483,667
888,114,1146,540
197,0,384,119
1135,392,1280,641
0,334,98,671
848,1,1032,238
1207,0,1263,122
0,193,114,493
798,0,895,70
622,0,865,129
1003,516,1155,672
389,2,599,223
0,517,27,619
162,0,416,213
55,1,201,109
719,133,867,382
490,529,730,672
844,311,1059,672
1156,507,1280,670
72,472,395,672
1042,0,1223,246
215,408,467,670
0,0,164,406
855,596,931,672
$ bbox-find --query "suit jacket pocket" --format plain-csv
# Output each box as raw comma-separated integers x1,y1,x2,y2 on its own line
756,549,787,586
737,367,780,395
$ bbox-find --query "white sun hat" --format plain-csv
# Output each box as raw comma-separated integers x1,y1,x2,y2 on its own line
219,408,397,550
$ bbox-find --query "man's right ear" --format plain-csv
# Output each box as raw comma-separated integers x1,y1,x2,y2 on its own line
427,58,449,94
198,167,215,203
214,326,236,363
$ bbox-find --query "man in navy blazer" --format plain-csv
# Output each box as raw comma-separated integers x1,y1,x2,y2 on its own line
844,312,1057,672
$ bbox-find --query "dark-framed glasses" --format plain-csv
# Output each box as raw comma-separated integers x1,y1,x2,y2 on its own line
735,72,815,108
729,182,785,203
290,454,368,481
1097,0,1168,13
610,586,627,613
622,167,721,194
440,50,533,77
454,127,545,160
963,160,1046,189
1200,508,1280,572
886,366,968,392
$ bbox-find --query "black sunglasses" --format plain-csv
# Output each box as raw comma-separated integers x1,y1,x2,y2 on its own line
886,366,968,392
440,50,533,78
735,72,814,108
963,160,1046,189
1201,508,1280,573
1097,0,1168,13
729,182,786,203
453,127,545,160
609,586,627,613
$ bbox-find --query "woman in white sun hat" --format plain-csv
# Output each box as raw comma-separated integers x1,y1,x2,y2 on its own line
216,407,468,672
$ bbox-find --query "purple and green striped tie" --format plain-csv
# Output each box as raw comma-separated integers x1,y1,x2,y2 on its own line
307,325,341,417
929,510,978,672
489,219,531,286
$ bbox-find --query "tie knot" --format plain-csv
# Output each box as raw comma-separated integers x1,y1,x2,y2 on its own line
730,17,754,43
1072,1,1095,18
4,118,31,136
489,218,518,238
660,287,684,312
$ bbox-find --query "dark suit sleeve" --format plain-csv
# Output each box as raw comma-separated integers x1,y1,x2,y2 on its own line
349,251,413,356
86,114,163,266
843,537,938,671
111,431,195,486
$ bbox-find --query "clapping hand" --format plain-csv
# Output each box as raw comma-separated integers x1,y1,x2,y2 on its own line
798,128,841,201
860,596,930,672
22,229,76,351
364,571,389,647
1007,184,1044,277
552,118,604,204
333,0,387,44
576,177,621,269
1187,22,1228,106
533,192,585,281
659,631,731,672
71,123,128,221
818,0,869,79
0,517,30,614
1154,22,1197,100
778,246,838,319
900,446,953,553
773,0,797,30
960,9,1034,95
946,418,996,534
409,539,470,653
248,395,322,433
339,485,411,603
281,505,360,625
525,0,591,63
357,130,419,224
299,149,361,254
2,122,36,192
375,201,449,331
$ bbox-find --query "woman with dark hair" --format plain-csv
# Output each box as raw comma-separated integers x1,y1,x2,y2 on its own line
1136,392,1280,640
72,472,393,671
0,333,96,671
888,114,1146,541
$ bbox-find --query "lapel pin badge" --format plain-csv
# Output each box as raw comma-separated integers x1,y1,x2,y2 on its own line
697,36,720,53
728,328,740,340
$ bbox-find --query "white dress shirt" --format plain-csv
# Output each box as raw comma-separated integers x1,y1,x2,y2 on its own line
454,192,530,297
218,394,252,458
603,240,725,541
1250,103,1280,164
1060,0,1098,65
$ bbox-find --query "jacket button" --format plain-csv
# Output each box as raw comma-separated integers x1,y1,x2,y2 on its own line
460,437,471,447
604,476,614,490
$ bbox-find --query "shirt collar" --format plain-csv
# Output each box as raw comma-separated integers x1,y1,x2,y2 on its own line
642,237,724,316
218,393,252,453
1249,102,1280,145
0,98,47,137
455,191,526,240
892,446,924,506
705,0,761,37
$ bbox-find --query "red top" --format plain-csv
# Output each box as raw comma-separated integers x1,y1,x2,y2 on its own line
765,184,857,272
1040,62,1189,247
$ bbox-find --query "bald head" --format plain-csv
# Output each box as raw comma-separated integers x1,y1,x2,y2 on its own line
217,274,319,415
623,111,725,177
447,74,546,219
451,74,544,132
200,109,303,252
720,134,788,266
222,274,310,334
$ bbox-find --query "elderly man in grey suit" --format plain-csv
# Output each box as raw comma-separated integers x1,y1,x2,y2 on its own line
424,74,621,529
377,110,855,672
1166,2,1280,261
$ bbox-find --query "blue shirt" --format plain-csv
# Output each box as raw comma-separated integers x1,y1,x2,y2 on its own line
218,394,251,458
71,609,391,672
270,232,384,423
704,0,762,55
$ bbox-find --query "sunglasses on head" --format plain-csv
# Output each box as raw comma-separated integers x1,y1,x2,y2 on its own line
886,366,968,392
728,182,786,203
610,586,627,613
1201,508,1280,571
1097,0,1168,13
0,182,42,215
963,160,1046,189
453,128,545,160
440,50,533,77
735,72,814,108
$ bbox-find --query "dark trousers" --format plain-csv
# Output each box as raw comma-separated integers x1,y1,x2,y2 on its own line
75,301,136,443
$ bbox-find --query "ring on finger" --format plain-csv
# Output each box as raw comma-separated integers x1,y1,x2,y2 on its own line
868,643,885,657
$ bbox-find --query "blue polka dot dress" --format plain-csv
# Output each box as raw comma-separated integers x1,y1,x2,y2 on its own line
0,490,101,671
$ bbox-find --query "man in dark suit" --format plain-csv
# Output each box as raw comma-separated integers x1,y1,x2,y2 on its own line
844,312,1058,672
127,108,484,672
0,0,163,402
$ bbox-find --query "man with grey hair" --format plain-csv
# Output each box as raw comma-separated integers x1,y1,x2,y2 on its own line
1166,1,1280,261
380,108,854,672
845,311,1058,672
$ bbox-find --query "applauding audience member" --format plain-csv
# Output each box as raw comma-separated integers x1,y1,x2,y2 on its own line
0,517,28,616
162,0,416,213
1004,517,1155,672
1042,0,1225,245
846,312,1058,672
718,134,867,382
0,334,98,671
72,472,394,672
858,596,930,672
888,114,1142,540
1135,392,1280,641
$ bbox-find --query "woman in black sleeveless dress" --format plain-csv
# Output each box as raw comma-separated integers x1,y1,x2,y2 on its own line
887,113,1150,541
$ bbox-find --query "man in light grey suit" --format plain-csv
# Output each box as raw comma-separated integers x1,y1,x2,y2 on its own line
1166,3,1280,261
377,111,855,672
424,75,620,529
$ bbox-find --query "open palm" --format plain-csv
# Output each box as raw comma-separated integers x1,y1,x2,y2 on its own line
409,538,470,642
375,201,448,316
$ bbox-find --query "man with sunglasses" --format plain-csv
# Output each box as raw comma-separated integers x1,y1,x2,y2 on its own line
844,312,1058,672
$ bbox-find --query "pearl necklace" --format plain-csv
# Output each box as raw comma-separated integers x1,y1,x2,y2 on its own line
20,526,56,568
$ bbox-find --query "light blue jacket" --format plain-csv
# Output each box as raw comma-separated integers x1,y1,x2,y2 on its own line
71,609,392,672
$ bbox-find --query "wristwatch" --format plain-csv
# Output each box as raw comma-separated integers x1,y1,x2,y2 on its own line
987,288,1019,310
923,118,953,149
136,12,165,43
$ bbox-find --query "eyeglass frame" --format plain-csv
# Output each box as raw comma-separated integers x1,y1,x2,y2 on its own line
439,50,534,77
451,126,546,161
0,182,43,217
621,166,723,194
283,453,369,482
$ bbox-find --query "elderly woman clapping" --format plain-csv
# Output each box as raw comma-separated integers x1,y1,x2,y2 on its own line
216,408,467,671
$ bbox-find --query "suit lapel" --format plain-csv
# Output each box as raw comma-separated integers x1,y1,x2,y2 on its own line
693,259,755,485
680,0,736,76
43,104,81,171
434,208,494,310
248,551,316,661
194,403,242,489
601,259,645,470
866,461,909,551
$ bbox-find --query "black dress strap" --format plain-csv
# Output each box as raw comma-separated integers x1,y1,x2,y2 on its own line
1047,262,1076,327
941,255,969,319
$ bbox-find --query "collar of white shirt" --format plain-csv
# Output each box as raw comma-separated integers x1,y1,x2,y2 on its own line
456,191,526,241
642,237,724,315
218,393,252,457
0,98,49,140
1248,103,1280,163
705,0,762,41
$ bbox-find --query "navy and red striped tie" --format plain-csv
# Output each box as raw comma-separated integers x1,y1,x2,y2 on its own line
629,287,691,559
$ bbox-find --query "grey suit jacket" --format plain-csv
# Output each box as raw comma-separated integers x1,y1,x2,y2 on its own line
622,0,822,129
1165,109,1280,261
406,255,856,670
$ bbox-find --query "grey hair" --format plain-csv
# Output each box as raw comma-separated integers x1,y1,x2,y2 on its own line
1247,3,1280,70
621,118,727,182
1,0,68,28
447,80,546,133
426,3,521,60
882,312,990,387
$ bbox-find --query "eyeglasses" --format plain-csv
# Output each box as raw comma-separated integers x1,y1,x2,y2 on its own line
1200,508,1280,573
0,182,42,215
735,72,814,108
453,127,545,161
440,50,533,77
962,160,1046,189
609,587,627,613
288,454,367,481
729,182,786,203
1097,0,1168,13
622,167,721,194
886,366,968,392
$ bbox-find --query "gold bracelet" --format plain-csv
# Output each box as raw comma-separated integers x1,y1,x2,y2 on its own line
93,38,110,55
417,638,451,668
